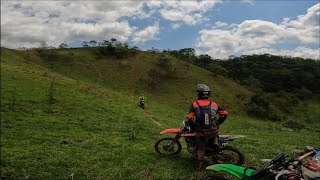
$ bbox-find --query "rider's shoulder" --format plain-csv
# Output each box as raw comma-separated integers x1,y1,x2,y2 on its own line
211,101,218,107
192,100,218,107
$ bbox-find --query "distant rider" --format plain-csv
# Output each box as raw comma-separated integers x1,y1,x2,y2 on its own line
186,84,229,171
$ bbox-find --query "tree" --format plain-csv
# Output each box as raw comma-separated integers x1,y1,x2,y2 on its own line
82,41,89,47
97,42,104,47
58,43,68,49
36,42,57,60
196,54,213,66
179,48,196,59
102,40,110,46
39,42,49,49
132,46,140,50
123,43,129,49
89,40,97,47
111,38,117,43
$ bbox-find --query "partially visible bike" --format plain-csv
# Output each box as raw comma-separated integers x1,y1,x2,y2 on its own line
139,100,145,109
154,121,245,165
205,146,319,180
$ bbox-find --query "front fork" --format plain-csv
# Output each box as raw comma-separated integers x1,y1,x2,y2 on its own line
167,133,182,151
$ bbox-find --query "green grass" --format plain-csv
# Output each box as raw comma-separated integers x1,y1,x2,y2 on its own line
1,47,319,179
23,48,252,115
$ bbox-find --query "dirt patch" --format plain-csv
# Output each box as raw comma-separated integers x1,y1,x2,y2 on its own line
143,109,161,126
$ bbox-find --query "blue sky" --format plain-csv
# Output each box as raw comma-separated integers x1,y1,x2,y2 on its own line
1,0,319,59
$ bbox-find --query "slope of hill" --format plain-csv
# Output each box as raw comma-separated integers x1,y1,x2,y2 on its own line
1,47,319,179
1,48,195,179
22,47,252,117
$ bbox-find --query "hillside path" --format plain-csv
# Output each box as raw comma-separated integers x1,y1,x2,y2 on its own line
142,108,162,126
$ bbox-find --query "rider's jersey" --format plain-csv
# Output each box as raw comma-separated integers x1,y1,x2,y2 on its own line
139,96,146,101
187,98,228,134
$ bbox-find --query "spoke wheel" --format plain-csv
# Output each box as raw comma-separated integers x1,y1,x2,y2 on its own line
154,137,182,156
212,146,245,165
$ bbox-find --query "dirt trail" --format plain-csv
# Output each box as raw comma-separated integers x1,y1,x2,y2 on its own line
142,108,162,126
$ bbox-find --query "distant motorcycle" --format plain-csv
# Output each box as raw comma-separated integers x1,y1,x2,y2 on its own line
205,146,319,180
139,100,145,109
154,121,245,165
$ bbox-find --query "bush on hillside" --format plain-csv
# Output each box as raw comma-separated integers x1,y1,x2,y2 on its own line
97,45,137,59
93,38,138,59
271,91,300,114
156,54,175,76
146,54,176,89
30,42,57,61
282,120,305,131
35,47,58,61
246,91,300,121
206,63,229,77
146,68,161,89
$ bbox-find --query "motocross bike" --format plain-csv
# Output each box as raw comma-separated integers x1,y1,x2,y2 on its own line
205,146,319,180
154,122,245,165
139,100,145,109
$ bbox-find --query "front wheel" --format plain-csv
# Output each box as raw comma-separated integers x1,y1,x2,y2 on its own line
211,146,245,165
154,137,182,156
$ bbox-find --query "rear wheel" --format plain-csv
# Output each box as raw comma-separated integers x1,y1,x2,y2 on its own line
154,137,182,156
211,146,245,165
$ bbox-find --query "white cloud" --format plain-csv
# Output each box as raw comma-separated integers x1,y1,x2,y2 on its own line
214,21,228,28
196,3,320,59
1,1,145,48
240,0,255,5
259,47,320,60
132,23,160,44
154,1,221,25
160,10,196,25
172,23,182,30
1,0,221,48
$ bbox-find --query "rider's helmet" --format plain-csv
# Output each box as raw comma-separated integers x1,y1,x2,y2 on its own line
196,84,211,99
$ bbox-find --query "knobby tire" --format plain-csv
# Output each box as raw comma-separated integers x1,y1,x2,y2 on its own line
154,137,182,156
213,146,245,165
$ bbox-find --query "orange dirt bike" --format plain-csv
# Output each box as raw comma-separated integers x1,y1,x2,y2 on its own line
154,122,245,165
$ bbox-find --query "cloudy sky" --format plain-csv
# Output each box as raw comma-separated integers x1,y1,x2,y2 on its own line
1,0,319,59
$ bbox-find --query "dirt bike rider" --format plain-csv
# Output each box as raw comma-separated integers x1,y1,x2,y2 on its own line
186,84,229,171
139,94,146,106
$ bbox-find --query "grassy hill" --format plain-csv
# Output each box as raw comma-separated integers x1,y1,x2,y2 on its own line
22,47,252,116
1,47,319,179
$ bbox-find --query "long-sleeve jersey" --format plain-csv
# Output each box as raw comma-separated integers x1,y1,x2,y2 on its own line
187,99,228,132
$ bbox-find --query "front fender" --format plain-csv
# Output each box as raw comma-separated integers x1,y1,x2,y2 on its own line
206,164,255,179
160,128,181,135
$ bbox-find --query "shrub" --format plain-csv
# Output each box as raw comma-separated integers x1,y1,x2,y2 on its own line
246,91,300,121
282,120,305,131
145,54,176,89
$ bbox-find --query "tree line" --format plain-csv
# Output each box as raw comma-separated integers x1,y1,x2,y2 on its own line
22,38,140,60
164,48,320,122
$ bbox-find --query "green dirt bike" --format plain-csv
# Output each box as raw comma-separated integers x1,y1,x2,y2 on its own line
205,147,319,180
